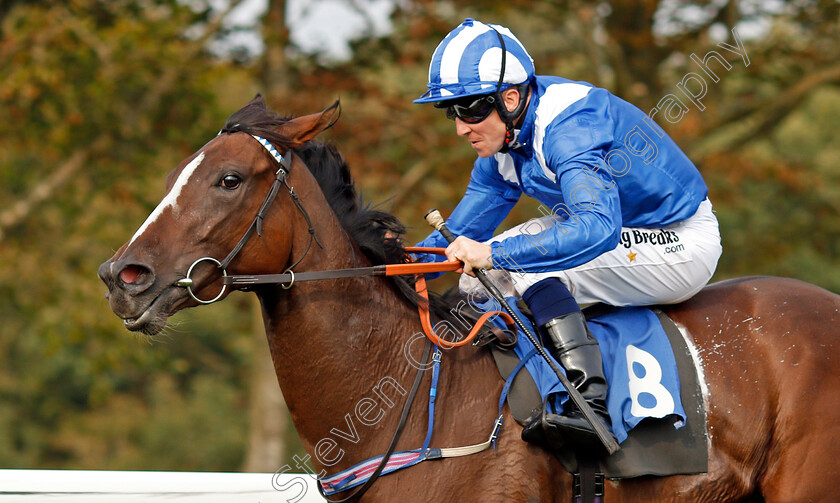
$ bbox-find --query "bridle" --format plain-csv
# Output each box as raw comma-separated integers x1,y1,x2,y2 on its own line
171,132,514,502
175,132,322,304
174,132,463,302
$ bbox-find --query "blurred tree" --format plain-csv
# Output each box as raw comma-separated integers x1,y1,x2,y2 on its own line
0,0,257,469
240,0,291,474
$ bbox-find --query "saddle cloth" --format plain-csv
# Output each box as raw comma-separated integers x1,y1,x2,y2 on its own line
480,298,709,478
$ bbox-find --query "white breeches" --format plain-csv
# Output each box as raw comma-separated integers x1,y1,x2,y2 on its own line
459,199,722,307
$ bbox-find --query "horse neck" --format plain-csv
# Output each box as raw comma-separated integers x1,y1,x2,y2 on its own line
255,163,422,451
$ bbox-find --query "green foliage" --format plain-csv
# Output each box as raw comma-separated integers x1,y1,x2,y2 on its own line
710,87,840,291
0,0,255,470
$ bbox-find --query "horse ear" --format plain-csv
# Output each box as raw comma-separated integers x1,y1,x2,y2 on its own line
248,93,267,109
279,100,340,147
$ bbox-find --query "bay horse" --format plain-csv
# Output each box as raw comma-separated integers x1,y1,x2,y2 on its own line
99,95,840,502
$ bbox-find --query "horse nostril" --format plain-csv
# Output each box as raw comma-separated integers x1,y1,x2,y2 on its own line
98,261,113,284
119,264,152,285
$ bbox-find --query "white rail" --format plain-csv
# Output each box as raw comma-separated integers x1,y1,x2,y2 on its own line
0,470,327,502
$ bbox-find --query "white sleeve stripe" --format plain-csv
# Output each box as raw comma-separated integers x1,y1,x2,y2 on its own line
534,83,591,182
494,152,519,185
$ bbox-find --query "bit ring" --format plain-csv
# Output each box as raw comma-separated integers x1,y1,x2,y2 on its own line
177,257,228,304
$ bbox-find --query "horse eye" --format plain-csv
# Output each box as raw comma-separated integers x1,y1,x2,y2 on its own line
220,174,241,190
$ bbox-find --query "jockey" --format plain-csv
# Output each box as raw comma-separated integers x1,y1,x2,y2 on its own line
414,18,722,440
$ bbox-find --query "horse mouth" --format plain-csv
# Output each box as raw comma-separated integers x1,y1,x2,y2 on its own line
121,286,186,335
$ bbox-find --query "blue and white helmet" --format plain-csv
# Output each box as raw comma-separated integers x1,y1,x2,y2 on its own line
414,18,535,104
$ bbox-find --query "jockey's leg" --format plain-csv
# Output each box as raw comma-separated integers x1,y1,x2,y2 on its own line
522,278,611,436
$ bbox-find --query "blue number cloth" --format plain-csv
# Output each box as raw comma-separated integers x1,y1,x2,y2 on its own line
479,298,686,444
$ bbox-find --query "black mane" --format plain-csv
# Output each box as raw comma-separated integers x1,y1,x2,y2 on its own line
294,141,412,269
221,95,436,309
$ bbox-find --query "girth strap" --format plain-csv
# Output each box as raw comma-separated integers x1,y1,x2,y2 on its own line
319,343,506,498
574,454,605,503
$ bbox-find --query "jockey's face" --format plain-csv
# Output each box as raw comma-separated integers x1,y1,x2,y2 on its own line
455,109,506,158
453,88,521,158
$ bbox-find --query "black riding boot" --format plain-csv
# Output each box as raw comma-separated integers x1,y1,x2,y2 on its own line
542,311,611,438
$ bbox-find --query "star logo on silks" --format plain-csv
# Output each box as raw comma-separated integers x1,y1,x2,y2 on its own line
627,251,637,263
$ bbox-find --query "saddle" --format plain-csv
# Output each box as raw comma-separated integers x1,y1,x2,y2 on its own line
490,304,709,479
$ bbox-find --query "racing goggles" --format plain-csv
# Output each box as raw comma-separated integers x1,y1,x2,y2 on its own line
437,94,497,124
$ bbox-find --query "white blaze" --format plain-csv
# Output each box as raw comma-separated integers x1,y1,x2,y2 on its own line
128,152,205,246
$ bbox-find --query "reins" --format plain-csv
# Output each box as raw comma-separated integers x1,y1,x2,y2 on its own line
318,339,511,501
223,247,460,289
317,338,433,503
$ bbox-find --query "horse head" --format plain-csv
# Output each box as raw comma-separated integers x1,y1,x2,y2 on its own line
98,94,339,335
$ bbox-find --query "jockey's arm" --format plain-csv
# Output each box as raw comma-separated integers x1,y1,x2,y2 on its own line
489,156,623,274
415,158,520,273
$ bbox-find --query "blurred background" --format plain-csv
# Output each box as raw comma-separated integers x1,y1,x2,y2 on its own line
1,0,838,473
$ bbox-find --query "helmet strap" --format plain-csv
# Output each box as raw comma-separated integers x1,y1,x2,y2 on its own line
488,26,530,153
500,125,517,154
498,83,531,153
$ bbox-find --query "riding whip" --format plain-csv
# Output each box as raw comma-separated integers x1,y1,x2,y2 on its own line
424,209,620,455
